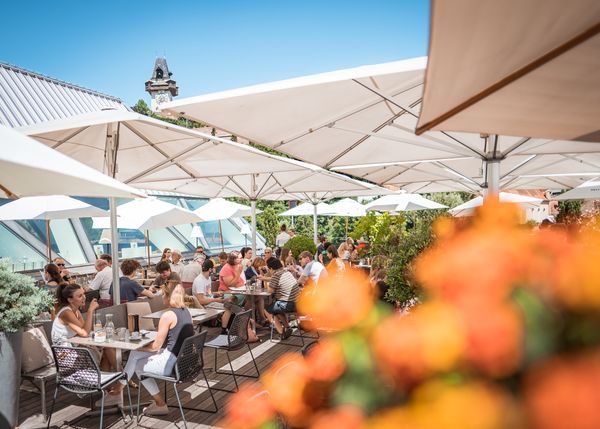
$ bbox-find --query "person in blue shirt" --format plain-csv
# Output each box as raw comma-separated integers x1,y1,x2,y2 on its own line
109,259,155,303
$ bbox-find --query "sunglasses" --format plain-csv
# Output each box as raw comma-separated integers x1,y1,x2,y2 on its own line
56,263,65,266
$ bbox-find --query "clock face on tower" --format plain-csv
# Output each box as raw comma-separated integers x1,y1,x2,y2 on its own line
155,92,170,104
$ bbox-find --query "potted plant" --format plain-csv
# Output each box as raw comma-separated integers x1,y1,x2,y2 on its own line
0,258,53,428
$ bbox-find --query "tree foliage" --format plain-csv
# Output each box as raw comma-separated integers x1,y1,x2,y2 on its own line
355,193,467,307
131,99,204,129
283,236,317,258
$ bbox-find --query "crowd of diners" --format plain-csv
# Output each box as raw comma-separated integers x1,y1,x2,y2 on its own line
40,223,390,415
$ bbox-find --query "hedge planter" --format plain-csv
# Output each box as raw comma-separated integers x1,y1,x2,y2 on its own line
0,329,23,429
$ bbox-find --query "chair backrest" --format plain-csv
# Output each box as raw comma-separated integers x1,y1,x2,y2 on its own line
83,290,100,312
146,295,168,313
125,301,155,331
51,346,102,393
174,331,208,383
227,309,252,350
94,303,128,328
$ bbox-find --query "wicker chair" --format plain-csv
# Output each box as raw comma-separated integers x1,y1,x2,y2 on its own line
205,309,260,391
136,331,217,428
47,346,132,429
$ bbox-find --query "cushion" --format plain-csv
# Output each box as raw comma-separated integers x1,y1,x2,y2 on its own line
21,327,54,373
126,301,156,331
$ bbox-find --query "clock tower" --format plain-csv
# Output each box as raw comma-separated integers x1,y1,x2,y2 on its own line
145,57,178,112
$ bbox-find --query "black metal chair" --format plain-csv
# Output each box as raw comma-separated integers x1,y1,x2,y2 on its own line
47,346,132,429
205,309,260,391
136,331,217,428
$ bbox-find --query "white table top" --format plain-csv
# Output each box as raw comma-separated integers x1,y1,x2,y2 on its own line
228,287,271,296
68,332,155,351
143,308,224,324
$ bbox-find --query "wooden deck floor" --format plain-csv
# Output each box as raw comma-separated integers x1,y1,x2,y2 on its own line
18,326,313,429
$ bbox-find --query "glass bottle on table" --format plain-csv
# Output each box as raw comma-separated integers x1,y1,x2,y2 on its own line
105,313,115,342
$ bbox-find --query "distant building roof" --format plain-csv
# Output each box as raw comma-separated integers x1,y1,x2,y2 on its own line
0,62,128,128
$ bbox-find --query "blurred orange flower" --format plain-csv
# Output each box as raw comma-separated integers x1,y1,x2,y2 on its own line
461,303,524,377
552,230,600,311
365,380,514,429
309,405,365,429
304,338,346,382
410,379,515,429
261,354,312,426
220,383,275,429
525,350,600,429
297,268,373,331
372,302,466,387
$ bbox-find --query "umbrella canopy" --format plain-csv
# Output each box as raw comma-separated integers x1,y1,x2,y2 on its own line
555,180,600,200
92,198,203,230
161,58,600,195
449,192,543,217
416,0,600,142
321,198,366,217
20,110,386,252
92,198,204,267
366,193,447,212
0,195,108,220
193,198,262,222
279,202,331,217
0,195,109,262
0,125,145,199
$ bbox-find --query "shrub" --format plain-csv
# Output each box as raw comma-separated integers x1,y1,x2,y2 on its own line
0,259,54,333
283,235,316,259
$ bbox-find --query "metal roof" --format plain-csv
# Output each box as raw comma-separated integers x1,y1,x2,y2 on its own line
0,62,128,127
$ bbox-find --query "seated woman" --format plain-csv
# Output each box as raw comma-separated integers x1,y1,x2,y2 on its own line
285,256,303,280
242,256,270,327
51,283,116,371
43,263,63,293
262,257,300,339
326,244,347,275
110,259,155,303
337,242,351,261
106,281,194,415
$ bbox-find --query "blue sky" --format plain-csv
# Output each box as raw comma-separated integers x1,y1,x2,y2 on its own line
1,1,429,106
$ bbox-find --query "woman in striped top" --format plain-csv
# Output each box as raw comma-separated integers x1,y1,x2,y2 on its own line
263,257,299,339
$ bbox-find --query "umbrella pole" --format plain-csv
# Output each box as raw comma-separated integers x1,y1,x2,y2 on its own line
345,217,348,238
109,197,121,305
250,199,257,256
313,203,318,244
219,219,224,251
145,229,151,270
46,219,52,262
483,136,501,202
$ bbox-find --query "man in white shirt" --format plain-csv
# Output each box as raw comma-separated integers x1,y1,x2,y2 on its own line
275,224,292,248
192,259,224,307
88,259,112,303
170,249,185,277
298,251,326,286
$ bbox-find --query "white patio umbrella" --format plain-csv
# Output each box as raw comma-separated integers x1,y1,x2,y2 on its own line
193,198,262,251
449,192,542,217
0,126,145,199
92,198,204,267
161,58,600,197
416,0,600,142
366,193,447,213
279,202,331,217
321,198,366,236
555,180,600,200
0,195,108,261
280,202,331,241
20,110,385,255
